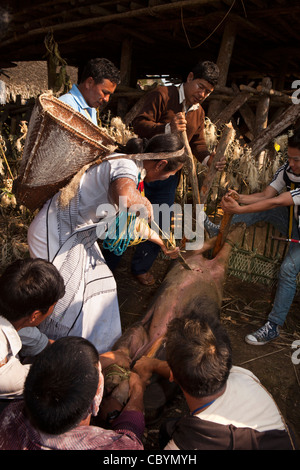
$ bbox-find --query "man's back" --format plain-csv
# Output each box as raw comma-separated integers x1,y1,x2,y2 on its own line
0,401,144,450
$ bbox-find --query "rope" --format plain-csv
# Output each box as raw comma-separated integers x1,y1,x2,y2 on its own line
102,211,177,256
103,212,149,256
180,0,237,50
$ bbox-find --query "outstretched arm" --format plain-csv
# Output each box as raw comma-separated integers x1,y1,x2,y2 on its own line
221,187,293,214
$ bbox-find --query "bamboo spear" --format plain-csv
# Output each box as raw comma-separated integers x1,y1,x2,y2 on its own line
181,129,201,206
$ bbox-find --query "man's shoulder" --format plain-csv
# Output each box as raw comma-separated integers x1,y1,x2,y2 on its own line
0,316,22,360
59,85,81,107
149,84,178,99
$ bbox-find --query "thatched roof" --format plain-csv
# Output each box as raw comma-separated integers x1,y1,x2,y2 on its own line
0,61,78,103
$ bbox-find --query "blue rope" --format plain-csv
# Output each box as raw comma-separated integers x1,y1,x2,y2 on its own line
103,211,139,256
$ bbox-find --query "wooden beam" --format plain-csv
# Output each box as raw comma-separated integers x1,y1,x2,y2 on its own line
213,90,253,128
250,103,300,157
231,83,255,136
0,0,221,47
239,84,292,105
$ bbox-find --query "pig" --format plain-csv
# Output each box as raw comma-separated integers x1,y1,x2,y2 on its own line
102,223,245,420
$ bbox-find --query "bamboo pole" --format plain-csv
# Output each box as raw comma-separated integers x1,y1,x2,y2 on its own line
181,130,201,206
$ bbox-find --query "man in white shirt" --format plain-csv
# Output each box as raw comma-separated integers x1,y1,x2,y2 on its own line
0,258,65,406
221,128,300,346
134,314,296,450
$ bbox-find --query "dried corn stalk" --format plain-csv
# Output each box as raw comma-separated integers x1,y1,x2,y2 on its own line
204,118,287,198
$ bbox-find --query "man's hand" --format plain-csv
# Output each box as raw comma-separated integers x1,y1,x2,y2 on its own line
162,245,180,259
123,371,146,413
133,356,171,382
133,357,157,385
170,112,187,133
208,152,226,172
221,192,241,214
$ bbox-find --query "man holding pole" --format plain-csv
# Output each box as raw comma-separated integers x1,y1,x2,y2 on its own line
128,61,223,285
221,128,300,345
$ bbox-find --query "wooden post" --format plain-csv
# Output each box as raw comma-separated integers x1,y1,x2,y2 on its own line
255,77,272,135
255,77,272,169
208,22,236,122
46,55,57,91
200,122,235,204
117,37,133,118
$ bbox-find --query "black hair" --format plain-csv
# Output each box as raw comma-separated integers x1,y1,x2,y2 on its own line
0,258,65,322
288,128,300,150
120,133,186,172
79,58,120,85
165,313,232,398
191,61,219,87
24,337,100,435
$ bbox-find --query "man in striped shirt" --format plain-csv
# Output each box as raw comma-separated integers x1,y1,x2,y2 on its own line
221,129,300,345
0,337,146,450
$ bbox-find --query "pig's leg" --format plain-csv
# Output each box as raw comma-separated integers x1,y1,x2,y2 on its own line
206,222,246,295
213,222,246,266
112,322,149,360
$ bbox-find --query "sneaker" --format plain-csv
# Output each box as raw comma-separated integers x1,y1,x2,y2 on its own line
245,321,279,346
204,215,220,238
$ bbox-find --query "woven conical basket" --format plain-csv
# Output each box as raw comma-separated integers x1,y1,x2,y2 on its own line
13,92,116,210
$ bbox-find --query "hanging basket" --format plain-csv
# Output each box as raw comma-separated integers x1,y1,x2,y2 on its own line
13,92,116,211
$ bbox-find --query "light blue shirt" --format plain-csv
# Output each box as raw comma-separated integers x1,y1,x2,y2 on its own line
59,84,97,125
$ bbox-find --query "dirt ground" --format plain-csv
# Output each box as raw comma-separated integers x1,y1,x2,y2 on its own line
113,247,300,450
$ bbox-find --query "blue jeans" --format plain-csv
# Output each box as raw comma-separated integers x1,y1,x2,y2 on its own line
232,207,300,326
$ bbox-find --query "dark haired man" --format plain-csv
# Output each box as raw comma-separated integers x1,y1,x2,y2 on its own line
222,128,300,345
0,337,145,450
134,315,296,450
127,61,222,285
59,57,120,124
0,258,65,404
